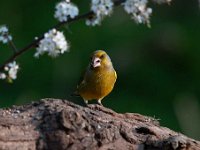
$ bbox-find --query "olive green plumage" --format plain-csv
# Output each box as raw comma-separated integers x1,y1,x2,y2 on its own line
75,50,117,105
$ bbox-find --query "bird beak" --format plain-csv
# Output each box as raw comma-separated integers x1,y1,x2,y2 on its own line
91,57,101,68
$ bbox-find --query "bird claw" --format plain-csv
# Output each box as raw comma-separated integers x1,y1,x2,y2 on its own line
98,103,103,106
84,100,89,107
97,100,103,106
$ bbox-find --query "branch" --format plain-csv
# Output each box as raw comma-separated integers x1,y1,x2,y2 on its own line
0,0,125,72
0,11,93,71
0,98,199,150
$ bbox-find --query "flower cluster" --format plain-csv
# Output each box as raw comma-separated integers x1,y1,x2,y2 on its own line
123,0,152,26
86,0,114,26
54,0,79,22
0,61,19,82
35,29,69,58
0,25,12,44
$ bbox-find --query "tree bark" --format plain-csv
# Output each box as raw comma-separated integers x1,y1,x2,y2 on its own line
0,98,199,150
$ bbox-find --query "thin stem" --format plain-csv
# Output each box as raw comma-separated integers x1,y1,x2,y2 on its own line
8,40,18,53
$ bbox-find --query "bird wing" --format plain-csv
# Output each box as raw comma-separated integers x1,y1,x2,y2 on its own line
71,68,88,96
114,71,117,80
76,67,89,89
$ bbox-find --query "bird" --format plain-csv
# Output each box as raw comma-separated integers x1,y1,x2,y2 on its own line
74,50,117,106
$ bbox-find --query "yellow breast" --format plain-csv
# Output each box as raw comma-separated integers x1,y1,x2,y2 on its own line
78,69,117,100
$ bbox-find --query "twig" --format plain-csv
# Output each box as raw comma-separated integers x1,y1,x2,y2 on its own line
8,40,18,53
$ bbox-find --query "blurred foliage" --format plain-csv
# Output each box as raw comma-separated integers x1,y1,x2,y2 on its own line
0,0,200,140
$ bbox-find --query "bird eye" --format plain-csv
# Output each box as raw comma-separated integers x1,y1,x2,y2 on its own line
100,54,105,59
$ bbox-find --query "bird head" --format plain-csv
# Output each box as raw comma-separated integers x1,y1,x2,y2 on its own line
90,50,112,69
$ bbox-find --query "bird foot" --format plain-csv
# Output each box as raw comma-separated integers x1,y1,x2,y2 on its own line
84,100,89,107
97,100,103,106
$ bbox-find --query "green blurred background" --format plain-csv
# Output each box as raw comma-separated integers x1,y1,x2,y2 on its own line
0,0,200,140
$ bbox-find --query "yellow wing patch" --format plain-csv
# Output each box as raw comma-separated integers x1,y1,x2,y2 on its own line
114,71,117,79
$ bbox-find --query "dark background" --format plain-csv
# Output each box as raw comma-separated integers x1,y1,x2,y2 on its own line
0,0,200,140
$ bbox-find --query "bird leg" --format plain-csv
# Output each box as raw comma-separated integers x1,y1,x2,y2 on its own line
97,99,103,106
84,99,89,106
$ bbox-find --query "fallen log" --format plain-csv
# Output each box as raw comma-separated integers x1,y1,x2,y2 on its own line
0,98,199,150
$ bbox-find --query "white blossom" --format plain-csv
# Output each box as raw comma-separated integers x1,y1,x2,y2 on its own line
54,0,79,22
0,25,12,44
7,61,19,80
35,29,69,58
123,0,152,26
0,61,19,81
0,73,6,79
86,0,114,26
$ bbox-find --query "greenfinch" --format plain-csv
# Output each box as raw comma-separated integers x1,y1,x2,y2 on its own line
75,50,117,106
